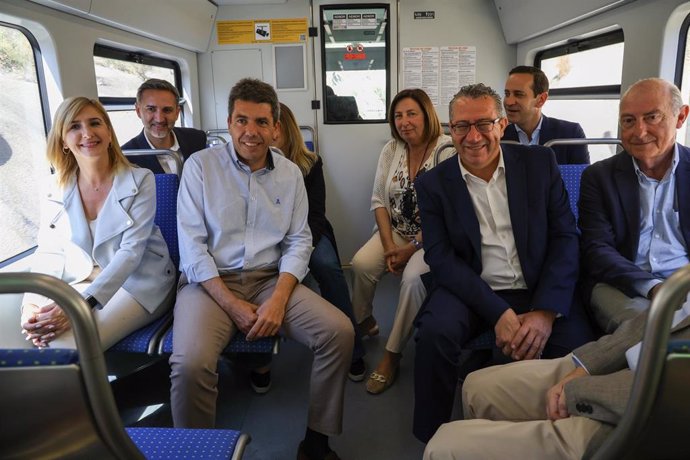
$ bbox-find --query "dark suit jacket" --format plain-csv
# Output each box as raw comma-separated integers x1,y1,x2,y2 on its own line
416,144,579,324
304,156,337,253
121,127,207,174
502,114,590,165
579,146,690,300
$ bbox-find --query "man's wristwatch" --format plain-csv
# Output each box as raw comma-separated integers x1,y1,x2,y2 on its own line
411,237,423,250
84,295,99,308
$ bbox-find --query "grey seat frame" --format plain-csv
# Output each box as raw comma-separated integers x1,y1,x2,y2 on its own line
0,272,146,459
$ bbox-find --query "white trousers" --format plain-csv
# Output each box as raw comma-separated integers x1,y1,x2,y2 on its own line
41,268,171,350
350,231,428,353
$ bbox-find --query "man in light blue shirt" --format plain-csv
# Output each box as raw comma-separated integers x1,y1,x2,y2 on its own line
579,78,690,333
170,78,353,460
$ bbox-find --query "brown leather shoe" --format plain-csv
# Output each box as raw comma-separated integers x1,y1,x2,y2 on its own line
365,366,398,395
296,441,341,460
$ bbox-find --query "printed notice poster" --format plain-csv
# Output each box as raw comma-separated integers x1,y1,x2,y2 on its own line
440,46,476,108
403,47,440,104
217,18,308,44
402,45,476,108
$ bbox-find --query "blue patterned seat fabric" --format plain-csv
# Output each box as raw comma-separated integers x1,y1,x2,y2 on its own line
109,314,171,353
559,163,588,223
108,173,179,354
160,328,275,354
126,427,241,460
0,348,78,367
154,173,180,268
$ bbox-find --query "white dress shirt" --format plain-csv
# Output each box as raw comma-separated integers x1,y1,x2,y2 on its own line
144,129,181,173
458,151,527,291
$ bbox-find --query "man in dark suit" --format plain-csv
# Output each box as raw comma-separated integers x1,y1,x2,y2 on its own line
412,83,593,442
580,78,690,333
122,78,207,174
502,66,590,164
420,78,690,460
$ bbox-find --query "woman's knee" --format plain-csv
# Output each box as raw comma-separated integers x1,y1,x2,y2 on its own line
351,246,380,276
400,268,427,294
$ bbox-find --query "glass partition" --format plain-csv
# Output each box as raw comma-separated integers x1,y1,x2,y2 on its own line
320,4,390,123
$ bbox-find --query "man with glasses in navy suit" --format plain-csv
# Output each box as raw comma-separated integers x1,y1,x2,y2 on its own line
412,83,593,443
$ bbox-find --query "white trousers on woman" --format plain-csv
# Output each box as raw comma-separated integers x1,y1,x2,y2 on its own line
350,230,428,354
47,268,172,350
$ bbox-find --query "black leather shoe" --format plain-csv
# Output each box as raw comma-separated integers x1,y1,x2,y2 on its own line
250,370,271,394
296,441,341,460
348,358,366,382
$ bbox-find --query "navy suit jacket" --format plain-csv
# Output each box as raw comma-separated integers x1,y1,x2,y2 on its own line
416,144,579,325
121,127,207,174
579,145,690,299
502,114,590,165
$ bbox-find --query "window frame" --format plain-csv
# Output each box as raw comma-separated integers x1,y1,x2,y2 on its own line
93,43,182,111
319,3,391,125
1,21,50,135
674,12,690,88
534,29,624,98
0,22,49,267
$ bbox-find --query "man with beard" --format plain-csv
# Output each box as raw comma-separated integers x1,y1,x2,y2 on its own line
122,78,206,173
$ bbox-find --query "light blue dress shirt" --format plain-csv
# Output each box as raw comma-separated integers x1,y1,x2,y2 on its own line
177,142,312,284
632,144,689,297
514,116,544,145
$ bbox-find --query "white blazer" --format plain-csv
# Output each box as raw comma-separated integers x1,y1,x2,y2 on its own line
23,166,175,313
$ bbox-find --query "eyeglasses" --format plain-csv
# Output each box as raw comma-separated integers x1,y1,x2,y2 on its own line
619,112,666,130
449,118,501,136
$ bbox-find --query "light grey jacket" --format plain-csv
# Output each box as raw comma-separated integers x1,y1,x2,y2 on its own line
567,309,690,455
23,167,175,313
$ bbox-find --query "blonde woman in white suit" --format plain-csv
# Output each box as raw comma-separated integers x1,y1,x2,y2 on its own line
21,96,176,349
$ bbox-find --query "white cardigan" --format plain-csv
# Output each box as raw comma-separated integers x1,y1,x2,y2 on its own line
23,167,175,313
370,134,453,215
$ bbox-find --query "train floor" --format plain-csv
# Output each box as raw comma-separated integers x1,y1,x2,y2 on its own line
117,276,428,460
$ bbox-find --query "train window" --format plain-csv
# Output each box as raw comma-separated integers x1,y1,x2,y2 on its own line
0,23,48,265
320,5,390,124
93,44,182,143
675,13,690,145
535,30,624,163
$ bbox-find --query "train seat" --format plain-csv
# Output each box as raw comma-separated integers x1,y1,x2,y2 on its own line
206,128,317,153
109,171,179,355
126,427,247,460
0,272,250,460
123,148,184,176
559,163,588,223
158,327,279,355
